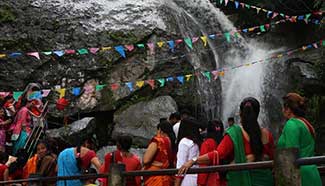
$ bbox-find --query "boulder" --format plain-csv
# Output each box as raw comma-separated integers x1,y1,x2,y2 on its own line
46,117,96,145
112,96,177,147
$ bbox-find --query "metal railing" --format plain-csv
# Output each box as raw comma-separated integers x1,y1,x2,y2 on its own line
1,149,324,185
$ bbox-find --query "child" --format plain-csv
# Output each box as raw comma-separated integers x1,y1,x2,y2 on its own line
0,151,9,181
83,168,98,186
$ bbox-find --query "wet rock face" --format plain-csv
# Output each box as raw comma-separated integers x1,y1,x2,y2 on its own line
112,96,177,147
46,117,96,145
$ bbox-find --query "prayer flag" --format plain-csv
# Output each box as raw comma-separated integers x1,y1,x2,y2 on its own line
115,46,126,58
78,48,89,55
9,53,22,58
65,49,76,54
27,52,40,60
208,34,216,40
72,87,81,96
200,36,208,47
0,54,6,58
158,78,165,87
43,51,52,55
125,45,135,52
235,1,239,9
185,74,193,81
126,82,133,92
167,41,175,52
260,25,266,32
96,85,106,91
146,80,155,89
202,72,211,81
184,38,193,49
157,42,164,48
147,43,155,55
136,81,145,88
13,91,23,101
177,76,184,84
166,77,174,82
137,44,145,48
57,88,66,98
211,71,219,80
192,37,199,43
224,32,231,42
53,50,65,57
111,83,119,91
89,48,100,54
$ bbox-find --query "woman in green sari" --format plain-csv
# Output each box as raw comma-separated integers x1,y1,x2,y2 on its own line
278,93,322,186
178,97,275,186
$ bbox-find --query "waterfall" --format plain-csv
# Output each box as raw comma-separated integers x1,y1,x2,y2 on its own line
167,0,274,125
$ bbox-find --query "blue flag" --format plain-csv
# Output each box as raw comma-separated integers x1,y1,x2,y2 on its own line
115,46,126,58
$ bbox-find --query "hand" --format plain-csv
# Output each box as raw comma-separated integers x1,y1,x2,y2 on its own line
178,160,194,175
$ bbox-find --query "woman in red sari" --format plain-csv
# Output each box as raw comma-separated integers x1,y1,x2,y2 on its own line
143,121,175,186
179,97,275,186
198,120,225,186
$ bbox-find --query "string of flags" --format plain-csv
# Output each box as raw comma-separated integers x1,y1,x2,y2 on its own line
1,39,323,101
0,17,322,61
216,0,324,22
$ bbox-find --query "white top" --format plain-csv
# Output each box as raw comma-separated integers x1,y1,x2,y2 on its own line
173,121,181,139
176,138,199,186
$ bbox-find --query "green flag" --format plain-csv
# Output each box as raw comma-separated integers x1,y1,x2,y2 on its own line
78,48,89,55
158,78,165,87
184,38,193,49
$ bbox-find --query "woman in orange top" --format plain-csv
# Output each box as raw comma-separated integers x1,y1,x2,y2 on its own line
143,121,175,186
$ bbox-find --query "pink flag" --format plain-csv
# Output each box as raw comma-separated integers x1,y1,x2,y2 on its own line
175,39,183,45
313,43,318,48
240,3,244,8
124,45,135,52
265,24,270,29
225,0,228,6
272,12,279,19
147,43,155,55
146,80,155,89
27,52,40,60
42,89,51,97
65,49,76,54
211,71,219,80
89,48,100,54
0,92,10,98
192,37,199,43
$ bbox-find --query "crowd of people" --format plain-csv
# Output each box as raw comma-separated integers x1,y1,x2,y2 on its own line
0,90,322,186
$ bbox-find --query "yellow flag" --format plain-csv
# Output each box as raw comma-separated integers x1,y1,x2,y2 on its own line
277,54,283,58
219,71,225,76
0,54,6,58
200,36,208,47
136,81,145,88
245,63,251,66
248,28,255,32
101,47,112,51
157,42,164,48
185,74,193,81
57,88,66,98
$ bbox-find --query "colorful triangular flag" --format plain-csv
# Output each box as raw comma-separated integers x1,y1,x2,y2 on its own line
53,50,65,57
126,82,133,92
167,40,175,52
136,81,145,88
158,78,165,87
27,52,40,60
146,80,155,89
184,38,193,49
200,36,208,47
96,85,106,91
89,48,100,54
176,76,184,84
114,46,126,58
147,43,155,55
157,41,164,48
78,48,89,55
125,45,135,52
72,87,81,96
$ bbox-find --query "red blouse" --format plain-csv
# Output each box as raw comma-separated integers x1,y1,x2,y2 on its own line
80,150,97,170
198,138,219,185
208,128,274,162
0,164,7,181
150,136,172,164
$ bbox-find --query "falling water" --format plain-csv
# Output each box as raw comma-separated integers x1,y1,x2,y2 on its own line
167,0,273,124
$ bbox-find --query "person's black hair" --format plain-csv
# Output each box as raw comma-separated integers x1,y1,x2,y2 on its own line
207,120,224,144
180,109,191,118
117,136,133,152
157,121,176,152
228,117,235,122
160,118,167,122
169,112,181,121
0,152,9,164
177,117,202,147
240,97,263,162
0,107,10,120
9,149,28,174
37,140,51,153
